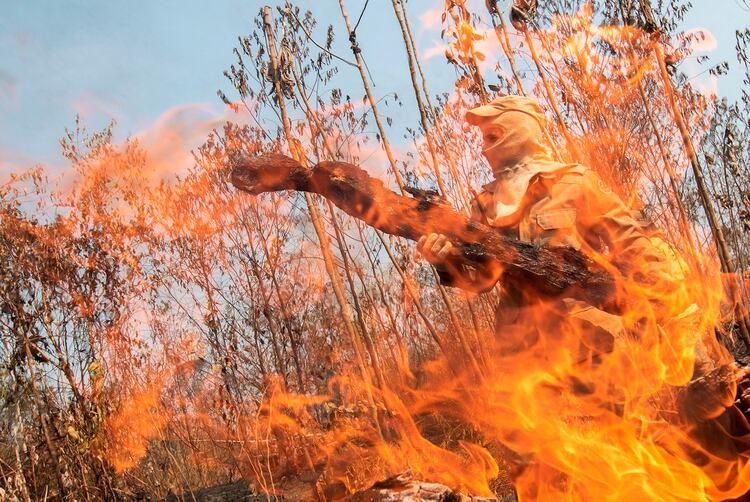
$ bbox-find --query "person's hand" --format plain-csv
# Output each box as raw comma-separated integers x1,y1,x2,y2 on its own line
416,233,455,265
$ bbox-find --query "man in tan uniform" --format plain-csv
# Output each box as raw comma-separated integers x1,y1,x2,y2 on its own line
417,95,748,492
418,95,683,359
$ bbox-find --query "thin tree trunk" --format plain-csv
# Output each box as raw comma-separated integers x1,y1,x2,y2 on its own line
286,52,439,373
355,220,411,372
374,231,449,358
23,338,68,498
339,0,483,377
284,47,392,390
248,314,269,377
252,206,306,391
390,0,484,376
328,202,387,388
532,20,594,137
636,81,696,252
389,0,448,197
12,385,33,502
261,8,383,442
249,246,289,382
444,5,489,102
337,0,406,192
396,0,473,209
520,26,580,161
486,2,528,95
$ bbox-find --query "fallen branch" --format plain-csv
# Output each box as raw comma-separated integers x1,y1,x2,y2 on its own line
231,154,615,306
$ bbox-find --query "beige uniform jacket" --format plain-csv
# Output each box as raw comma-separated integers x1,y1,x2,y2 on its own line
437,162,677,350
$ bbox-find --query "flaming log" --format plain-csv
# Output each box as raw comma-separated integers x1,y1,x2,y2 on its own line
231,153,615,307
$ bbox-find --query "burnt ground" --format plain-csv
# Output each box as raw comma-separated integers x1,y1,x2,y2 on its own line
164,481,278,501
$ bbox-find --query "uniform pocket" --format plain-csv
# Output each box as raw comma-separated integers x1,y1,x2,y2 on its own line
536,208,577,229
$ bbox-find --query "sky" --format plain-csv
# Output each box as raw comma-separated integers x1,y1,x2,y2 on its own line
0,0,748,181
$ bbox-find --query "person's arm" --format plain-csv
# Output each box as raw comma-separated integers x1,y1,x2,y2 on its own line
576,170,684,315
577,171,667,277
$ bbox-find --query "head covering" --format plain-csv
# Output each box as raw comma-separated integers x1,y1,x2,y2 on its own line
466,95,546,127
466,96,562,223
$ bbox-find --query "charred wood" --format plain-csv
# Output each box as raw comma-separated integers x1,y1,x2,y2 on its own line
231,154,616,308
164,471,507,501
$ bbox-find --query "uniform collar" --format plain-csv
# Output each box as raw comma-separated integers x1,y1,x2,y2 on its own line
481,157,578,193
479,158,579,225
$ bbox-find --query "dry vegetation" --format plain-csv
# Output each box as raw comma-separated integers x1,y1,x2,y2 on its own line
2,0,750,500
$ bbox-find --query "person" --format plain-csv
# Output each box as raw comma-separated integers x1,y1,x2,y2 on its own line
416,95,750,489
417,95,687,362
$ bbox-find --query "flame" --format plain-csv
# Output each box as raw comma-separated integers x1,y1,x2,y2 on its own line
68,4,749,500
225,197,748,499
211,8,750,496
539,4,657,107
102,380,169,472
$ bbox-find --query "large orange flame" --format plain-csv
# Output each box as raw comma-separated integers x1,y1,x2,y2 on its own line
86,5,750,501
230,198,747,500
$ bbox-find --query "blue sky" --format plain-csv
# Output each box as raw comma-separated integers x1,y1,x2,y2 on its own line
1,1,748,179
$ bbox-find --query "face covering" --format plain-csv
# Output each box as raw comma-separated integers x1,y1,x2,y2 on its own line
481,110,548,176
478,110,553,221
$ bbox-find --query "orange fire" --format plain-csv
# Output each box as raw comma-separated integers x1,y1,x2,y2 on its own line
216,8,749,501
102,379,169,472
88,5,750,502
239,233,744,500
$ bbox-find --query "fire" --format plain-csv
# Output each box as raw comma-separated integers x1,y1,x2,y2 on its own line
442,1,491,69
67,3,747,501
101,379,168,472
548,4,655,98
212,7,749,499
229,201,745,499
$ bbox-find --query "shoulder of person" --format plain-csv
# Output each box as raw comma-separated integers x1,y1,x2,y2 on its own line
546,164,622,206
578,168,619,196
547,163,613,193
537,161,588,185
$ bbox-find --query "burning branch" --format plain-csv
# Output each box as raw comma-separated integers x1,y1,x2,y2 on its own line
231,153,615,306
